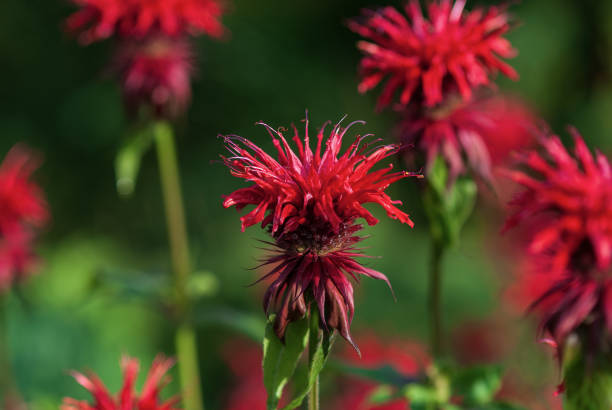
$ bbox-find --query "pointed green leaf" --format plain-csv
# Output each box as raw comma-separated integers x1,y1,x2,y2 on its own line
115,126,153,197
263,316,309,410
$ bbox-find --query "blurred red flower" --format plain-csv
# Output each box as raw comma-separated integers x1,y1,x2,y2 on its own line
67,0,226,44
349,0,518,110
331,333,428,409
115,36,193,118
0,146,48,291
222,116,417,349
401,96,535,185
505,130,612,348
62,355,179,410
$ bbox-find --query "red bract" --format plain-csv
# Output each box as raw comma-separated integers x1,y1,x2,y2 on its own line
222,117,417,348
115,36,193,117
402,96,535,185
67,0,226,43
0,146,48,291
62,355,180,410
505,130,612,348
348,0,518,110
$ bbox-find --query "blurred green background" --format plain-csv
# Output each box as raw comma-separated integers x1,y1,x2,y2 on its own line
1,0,611,408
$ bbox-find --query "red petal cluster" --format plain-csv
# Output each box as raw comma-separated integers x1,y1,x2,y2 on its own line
115,37,193,118
0,146,48,291
67,0,226,43
349,0,518,110
402,96,535,184
62,355,179,410
505,130,612,348
222,117,416,347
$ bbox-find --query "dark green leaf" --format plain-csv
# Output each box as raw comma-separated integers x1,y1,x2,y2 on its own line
332,361,420,387
263,316,309,410
194,306,266,341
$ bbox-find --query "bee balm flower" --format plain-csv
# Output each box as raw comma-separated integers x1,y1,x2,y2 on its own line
222,116,417,348
67,0,226,44
0,146,48,291
349,0,518,110
62,355,179,410
505,130,612,349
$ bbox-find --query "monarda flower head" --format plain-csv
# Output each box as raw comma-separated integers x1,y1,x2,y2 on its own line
115,36,193,118
505,130,612,349
349,0,518,110
67,0,226,44
222,116,417,348
0,146,48,291
402,96,535,185
62,355,179,410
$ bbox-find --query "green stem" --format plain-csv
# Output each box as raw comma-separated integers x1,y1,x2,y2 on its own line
308,306,320,410
154,121,204,410
429,240,445,358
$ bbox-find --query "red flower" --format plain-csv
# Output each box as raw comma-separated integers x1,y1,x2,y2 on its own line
222,116,417,348
401,96,535,185
331,333,428,409
0,146,48,291
505,130,612,347
349,0,518,110
115,36,193,117
62,355,180,410
67,0,226,43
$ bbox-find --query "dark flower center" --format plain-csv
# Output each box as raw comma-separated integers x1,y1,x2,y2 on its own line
275,221,358,256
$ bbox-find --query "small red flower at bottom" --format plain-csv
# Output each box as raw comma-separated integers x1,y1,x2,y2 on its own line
222,116,417,349
115,36,193,118
62,355,180,410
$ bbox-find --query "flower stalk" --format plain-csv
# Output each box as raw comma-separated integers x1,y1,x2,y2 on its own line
153,120,204,410
429,240,445,358
308,305,321,410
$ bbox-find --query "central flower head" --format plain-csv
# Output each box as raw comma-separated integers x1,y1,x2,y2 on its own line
349,0,518,110
222,116,417,348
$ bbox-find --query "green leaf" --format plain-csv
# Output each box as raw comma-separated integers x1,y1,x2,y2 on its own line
367,385,397,405
282,331,335,409
194,306,266,341
115,126,153,197
263,315,309,410
423,157,477,247
332,361,420,387
450,364,504,406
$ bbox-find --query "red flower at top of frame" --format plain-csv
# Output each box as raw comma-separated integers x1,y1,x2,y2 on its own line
62,355,180,410
505,130,612,347
349,0,518,110
222,116,417,348
401,95,536,185
67,0,226,44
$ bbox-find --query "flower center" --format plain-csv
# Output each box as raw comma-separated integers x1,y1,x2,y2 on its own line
275,221,357,256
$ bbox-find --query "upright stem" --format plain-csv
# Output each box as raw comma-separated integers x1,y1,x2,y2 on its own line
429,240,445,358
154,121,204,410
308,307,320,410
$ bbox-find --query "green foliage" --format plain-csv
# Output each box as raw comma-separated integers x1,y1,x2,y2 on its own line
282,318,334,409
423,157,477,247
262,315,309,410
115,125,153,197
450,364,503,406
194,306,265,341
563,337,612,410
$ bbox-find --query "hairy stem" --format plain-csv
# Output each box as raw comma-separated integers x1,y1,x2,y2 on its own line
308,307,320,410
154,121,204,410
429,240,445,358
